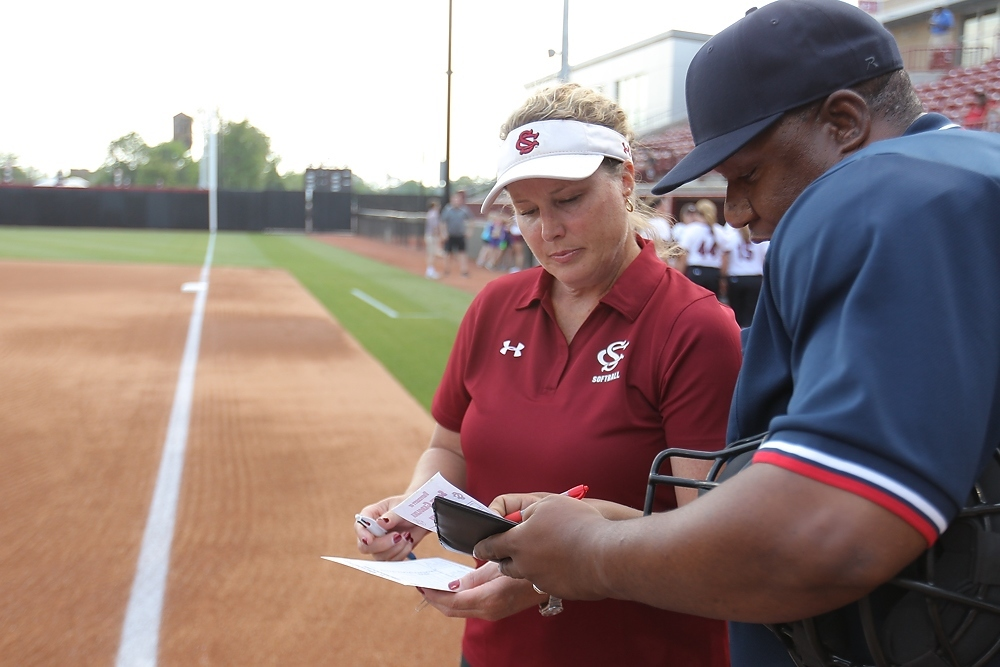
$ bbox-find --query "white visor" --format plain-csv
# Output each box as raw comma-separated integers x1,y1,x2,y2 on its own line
480,119,632,213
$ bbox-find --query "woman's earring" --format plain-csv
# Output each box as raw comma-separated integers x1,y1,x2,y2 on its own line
625,198,634,213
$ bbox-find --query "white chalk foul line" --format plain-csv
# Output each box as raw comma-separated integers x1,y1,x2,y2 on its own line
350,288,438,320
351,288,398,318
116,232,216,667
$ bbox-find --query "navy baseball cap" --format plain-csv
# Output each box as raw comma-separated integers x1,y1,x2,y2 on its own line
651,0,903,195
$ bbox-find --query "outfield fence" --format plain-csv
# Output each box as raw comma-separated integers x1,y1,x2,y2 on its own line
0,186,354,232
0,186,498,258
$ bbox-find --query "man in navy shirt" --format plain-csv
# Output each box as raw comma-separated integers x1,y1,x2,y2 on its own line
475,1,1000,665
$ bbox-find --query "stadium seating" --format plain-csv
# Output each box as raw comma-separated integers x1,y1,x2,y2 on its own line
634,127,696,183
913,57,1000,123
637,57,1000,187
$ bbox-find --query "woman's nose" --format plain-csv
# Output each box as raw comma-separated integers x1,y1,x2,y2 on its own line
538,213,564,242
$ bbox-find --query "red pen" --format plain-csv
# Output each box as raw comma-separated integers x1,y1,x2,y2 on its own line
504,484,589,523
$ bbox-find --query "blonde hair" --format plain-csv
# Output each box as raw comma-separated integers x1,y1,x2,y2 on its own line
501,83,633,142
500,83,678,259
695,199,718,226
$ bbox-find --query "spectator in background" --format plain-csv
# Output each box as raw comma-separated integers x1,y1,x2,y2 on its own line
722,224,769,328
475,212,498,268
476,210,510,271
505,217,526,273
674,199,727,299
964,90,994,130
424,199,442,280
929,5,955,48
441,190,472,277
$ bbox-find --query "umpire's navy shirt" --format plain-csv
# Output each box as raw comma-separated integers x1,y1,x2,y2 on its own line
727,114,1000,665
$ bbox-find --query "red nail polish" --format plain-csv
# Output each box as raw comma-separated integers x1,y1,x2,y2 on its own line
404,532,413,543
361,538,368,546
379,516,390,523
448,580,460,591
393,533,402,544
415,587,425,594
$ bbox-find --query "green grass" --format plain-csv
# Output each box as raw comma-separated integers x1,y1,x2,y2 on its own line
0,228,213,264
246,234,470,409
0,227,472,411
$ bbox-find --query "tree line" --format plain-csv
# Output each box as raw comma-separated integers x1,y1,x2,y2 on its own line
2,118,492,195
87,119,293,191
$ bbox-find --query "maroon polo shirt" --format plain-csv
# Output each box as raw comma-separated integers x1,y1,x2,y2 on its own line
433,238,741,667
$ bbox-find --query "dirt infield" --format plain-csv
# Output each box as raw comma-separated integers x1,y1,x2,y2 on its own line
0,257,468,666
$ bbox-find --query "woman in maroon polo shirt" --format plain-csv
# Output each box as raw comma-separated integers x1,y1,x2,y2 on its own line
355,83,741,667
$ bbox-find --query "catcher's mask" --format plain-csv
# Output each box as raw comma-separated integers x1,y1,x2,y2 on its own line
645,434,1000,667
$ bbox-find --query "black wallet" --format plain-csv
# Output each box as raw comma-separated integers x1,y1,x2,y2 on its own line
433,496,517,555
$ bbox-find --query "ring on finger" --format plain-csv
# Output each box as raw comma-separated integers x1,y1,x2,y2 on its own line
532,584,545,595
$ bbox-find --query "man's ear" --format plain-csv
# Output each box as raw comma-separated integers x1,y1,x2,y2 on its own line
820,90,871,155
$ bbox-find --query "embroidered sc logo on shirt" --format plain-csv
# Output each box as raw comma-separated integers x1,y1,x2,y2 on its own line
593,340,628,383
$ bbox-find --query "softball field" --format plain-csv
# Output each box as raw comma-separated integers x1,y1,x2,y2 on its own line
0,233,501,666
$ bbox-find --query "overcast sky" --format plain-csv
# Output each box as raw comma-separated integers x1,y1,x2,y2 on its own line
1,0,813,186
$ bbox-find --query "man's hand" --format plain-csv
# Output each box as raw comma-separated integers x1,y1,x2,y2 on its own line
475,494,612,601
472,464,929,623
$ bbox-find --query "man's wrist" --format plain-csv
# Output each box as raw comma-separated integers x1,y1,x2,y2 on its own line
589,517,621,600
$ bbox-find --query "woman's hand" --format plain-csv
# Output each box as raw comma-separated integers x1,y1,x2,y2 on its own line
355,496,429,561
416,561,548,621
486,492,552,520
356,425,466,561
489,493,642,521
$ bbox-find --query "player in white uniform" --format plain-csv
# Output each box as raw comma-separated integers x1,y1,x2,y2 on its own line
721,224,769,327
644,198,673,243
674,199,726,299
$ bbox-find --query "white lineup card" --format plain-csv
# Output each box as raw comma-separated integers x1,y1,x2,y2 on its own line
390,472,494,532
322,556,474,591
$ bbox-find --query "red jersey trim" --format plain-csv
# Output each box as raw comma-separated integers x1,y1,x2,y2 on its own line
753,450,939,545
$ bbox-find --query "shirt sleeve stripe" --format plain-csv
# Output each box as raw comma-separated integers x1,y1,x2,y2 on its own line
753,449,940,545
760,441,949,532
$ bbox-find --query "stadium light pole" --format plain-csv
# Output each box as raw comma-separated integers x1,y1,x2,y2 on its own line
560,0,569,83
549,1,571,83
443,0,453,204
